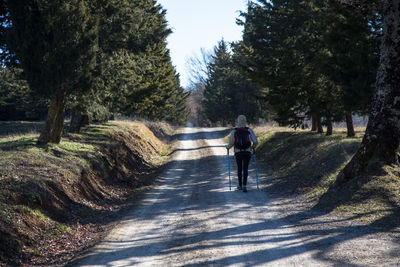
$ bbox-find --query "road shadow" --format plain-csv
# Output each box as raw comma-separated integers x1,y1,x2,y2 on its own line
172,128,231,141
168,145,226,156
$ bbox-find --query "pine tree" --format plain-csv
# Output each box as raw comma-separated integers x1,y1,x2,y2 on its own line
69,0,163,131
0,67,48,121
320,0,380,136
236,0,320,128
202,40,263,126
1,0,99,143
236,0,379,135
68,0,189,130
121,1,189,125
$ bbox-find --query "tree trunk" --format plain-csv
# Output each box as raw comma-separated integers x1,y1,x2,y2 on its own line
37,94,65,144
70,110,90,133
336,0,400,185
316,114,324,133
345,111,355,137
50,100,65,143
37,96,58,144
326,116,333,136
311,113,317,131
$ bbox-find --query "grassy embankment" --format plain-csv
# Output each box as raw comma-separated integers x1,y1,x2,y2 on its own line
254,126,400,227
0,120,175,266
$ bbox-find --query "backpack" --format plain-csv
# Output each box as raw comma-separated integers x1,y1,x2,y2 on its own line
234,127,251,150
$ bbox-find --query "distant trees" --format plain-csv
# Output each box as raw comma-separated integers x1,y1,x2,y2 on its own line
0,67,48,121
185,48,212,126
202,40,265,126
0,0,188,143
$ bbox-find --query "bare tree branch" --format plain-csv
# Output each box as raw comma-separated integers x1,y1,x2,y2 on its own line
185,48,212,87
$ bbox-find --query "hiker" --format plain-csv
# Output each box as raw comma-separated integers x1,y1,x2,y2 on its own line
226,115,258,192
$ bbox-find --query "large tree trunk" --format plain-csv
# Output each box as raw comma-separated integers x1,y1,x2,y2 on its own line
311,113,317,131
37,94,65,144
316,114,324,133
336,0,400,185
326,116,333,136
345,111,355,137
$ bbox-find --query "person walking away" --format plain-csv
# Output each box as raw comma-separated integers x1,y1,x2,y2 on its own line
226,115,258,192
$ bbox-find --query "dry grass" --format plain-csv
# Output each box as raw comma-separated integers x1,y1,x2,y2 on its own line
255,125,400,227
0,120,174,265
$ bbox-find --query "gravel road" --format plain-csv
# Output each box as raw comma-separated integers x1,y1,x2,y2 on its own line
71,127,400,267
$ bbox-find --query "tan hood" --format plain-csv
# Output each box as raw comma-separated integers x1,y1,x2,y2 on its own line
237,115,247,128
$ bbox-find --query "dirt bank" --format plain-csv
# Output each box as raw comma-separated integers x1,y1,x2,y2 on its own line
0,121,172,266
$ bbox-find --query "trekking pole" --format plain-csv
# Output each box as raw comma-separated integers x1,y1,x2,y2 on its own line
253,149,259,190
228,148,231,191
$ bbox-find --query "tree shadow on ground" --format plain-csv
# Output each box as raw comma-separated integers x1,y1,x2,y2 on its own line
0,121,44,137
256,131,360,194
172,128,230,141
313,164,400,230
68,136,400,266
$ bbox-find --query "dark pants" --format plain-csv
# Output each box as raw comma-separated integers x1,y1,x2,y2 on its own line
235,151,251,186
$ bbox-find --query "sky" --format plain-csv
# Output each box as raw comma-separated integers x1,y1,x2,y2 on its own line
156,0,248,88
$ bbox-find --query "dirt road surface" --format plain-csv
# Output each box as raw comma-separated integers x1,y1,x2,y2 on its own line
71,127,400,266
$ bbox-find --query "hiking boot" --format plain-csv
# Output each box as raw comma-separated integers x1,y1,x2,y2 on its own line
237,185,242,190
243,186,247,192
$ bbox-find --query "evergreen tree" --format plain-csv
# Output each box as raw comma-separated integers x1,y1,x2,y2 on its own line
321,1,380,136
121,1,189,125
69,0,169,131
0,67,48,121
1,0,98,143
336,0,400,182
1,0,188,135
203,40,263,126
236,0,379,134
235,0,319,129
86,0,189,126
